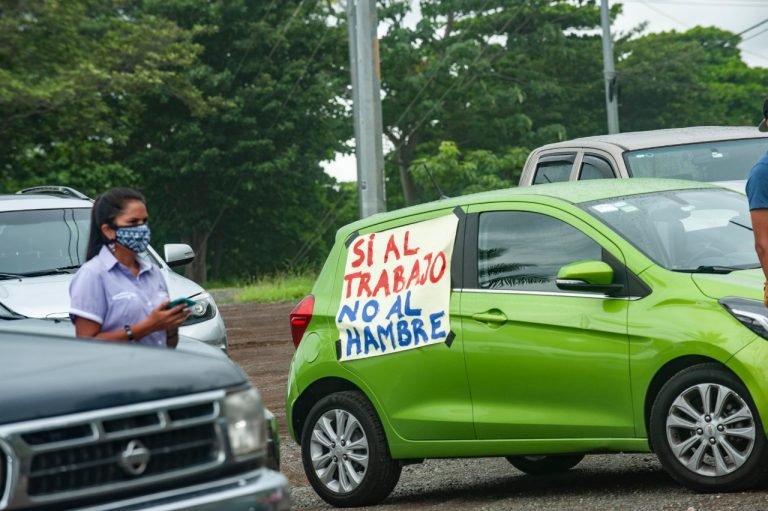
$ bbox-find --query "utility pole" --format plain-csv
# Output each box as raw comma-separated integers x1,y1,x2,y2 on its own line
600,0,620,134
346,0,386,218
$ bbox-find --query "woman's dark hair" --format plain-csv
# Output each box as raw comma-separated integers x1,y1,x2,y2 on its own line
86,188,146,260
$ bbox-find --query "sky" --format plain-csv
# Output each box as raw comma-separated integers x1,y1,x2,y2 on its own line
323,0,768,182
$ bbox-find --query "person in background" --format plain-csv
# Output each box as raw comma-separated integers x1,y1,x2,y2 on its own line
746,97,768,306
69,187,188,347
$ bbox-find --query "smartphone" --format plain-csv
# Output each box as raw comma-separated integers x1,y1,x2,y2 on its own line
166,297,196,310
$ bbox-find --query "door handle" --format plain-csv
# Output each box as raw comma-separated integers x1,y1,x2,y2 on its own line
471,310,508,325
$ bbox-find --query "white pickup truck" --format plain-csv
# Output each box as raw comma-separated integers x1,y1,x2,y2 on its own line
518,126,768,192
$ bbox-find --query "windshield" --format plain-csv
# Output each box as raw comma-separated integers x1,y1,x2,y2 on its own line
625,138,768,182
0,208,90,275
582,189,758,272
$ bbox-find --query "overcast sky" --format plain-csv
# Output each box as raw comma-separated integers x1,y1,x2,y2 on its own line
324,0,768,182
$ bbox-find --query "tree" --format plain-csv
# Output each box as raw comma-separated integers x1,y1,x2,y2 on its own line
617,27,768,131
124,0,351,281
377,0,605,206
0,0,206,196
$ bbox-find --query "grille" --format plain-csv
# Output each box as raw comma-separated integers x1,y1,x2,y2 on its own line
1,391,225,508
27,423,217,496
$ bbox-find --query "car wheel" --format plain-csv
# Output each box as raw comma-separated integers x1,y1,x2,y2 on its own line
505,454,585,475
649,363,768,492
301,391,401,507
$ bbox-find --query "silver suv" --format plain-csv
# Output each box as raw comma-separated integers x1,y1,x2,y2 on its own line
0,186,227,351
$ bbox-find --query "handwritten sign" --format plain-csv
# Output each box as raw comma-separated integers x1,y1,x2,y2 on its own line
336,214,459,361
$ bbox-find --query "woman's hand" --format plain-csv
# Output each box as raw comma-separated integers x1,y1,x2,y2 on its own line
145,302,190,332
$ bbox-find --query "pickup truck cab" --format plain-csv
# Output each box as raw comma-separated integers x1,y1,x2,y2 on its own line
518,126,768,192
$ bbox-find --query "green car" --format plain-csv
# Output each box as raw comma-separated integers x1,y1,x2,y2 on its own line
287,178,768,507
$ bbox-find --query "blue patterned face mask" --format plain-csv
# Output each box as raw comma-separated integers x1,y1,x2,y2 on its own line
114,224,151,253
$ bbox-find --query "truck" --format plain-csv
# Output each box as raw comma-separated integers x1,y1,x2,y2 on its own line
0,316,289,511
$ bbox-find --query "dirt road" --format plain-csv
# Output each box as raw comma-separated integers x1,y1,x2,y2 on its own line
222,302,768,511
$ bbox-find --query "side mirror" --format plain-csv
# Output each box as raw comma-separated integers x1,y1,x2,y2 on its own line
556,260,623,295
164,243,195,267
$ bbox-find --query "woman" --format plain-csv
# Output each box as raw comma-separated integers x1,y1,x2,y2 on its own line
69,187,188,348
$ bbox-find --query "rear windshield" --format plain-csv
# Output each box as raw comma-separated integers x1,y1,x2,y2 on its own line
0,208,90,275
625,138,768,182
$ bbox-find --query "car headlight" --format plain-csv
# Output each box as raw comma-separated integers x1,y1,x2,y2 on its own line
224,387,267,460
183,292,217,326
720,297,768,339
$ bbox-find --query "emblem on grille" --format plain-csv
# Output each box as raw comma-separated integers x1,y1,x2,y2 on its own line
118,439,150,476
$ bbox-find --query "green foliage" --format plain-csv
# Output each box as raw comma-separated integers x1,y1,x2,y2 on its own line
0,0,206,195
234,273,316,303
378,0,605,205
412,141,529,199
122,0,351,281
617,27,768,131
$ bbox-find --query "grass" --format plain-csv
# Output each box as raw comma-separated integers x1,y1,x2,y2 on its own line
210,273,315,303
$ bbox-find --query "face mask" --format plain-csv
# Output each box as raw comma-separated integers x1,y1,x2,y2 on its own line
113,224,151,253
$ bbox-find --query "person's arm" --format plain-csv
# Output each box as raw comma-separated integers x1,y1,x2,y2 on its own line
752,210,768,279
73,303,188,342
750,209,768,306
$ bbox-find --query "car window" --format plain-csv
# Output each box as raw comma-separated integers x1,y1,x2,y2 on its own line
533,154,575,184
625,138,768,182
579,155,615,180
0,208,90,274
582,189,758,271
477,211,602,291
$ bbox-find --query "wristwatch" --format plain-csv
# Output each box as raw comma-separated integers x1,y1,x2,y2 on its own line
124,324,136,342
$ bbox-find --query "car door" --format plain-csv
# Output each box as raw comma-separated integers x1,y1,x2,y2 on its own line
459,202,635,440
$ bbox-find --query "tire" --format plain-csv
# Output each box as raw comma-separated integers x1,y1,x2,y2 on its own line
300,391,401,507
649,363,768,492
506,454,585,475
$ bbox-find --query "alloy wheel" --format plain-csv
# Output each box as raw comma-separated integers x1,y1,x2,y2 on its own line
666,382,756,477
309,408,370,493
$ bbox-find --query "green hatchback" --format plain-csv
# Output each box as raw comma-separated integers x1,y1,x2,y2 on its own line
287,179,768,507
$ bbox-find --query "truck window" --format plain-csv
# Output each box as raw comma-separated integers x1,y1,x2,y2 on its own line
579,155,615,180
533,154,576,184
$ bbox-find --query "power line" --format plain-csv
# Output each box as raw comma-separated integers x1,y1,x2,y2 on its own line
736,17,768,37
742,25,768,43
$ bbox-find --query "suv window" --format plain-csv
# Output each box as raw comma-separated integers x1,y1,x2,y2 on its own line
533,154,575,184
477,211,602,291
579,155,615,180
0,208,90,274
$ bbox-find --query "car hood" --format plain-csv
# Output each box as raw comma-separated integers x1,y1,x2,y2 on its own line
0,266,205,319
691,268,763,302
0,320,246,425
711,179,746,194
0,274,72,318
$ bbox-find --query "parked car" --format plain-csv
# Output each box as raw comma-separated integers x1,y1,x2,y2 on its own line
0,185,227,351
518,126,768,192
0,315,289,510
287,178,768,507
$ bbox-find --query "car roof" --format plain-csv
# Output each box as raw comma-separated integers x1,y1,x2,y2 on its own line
0,194,93,212
339,178,720,237
538,126,767,152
